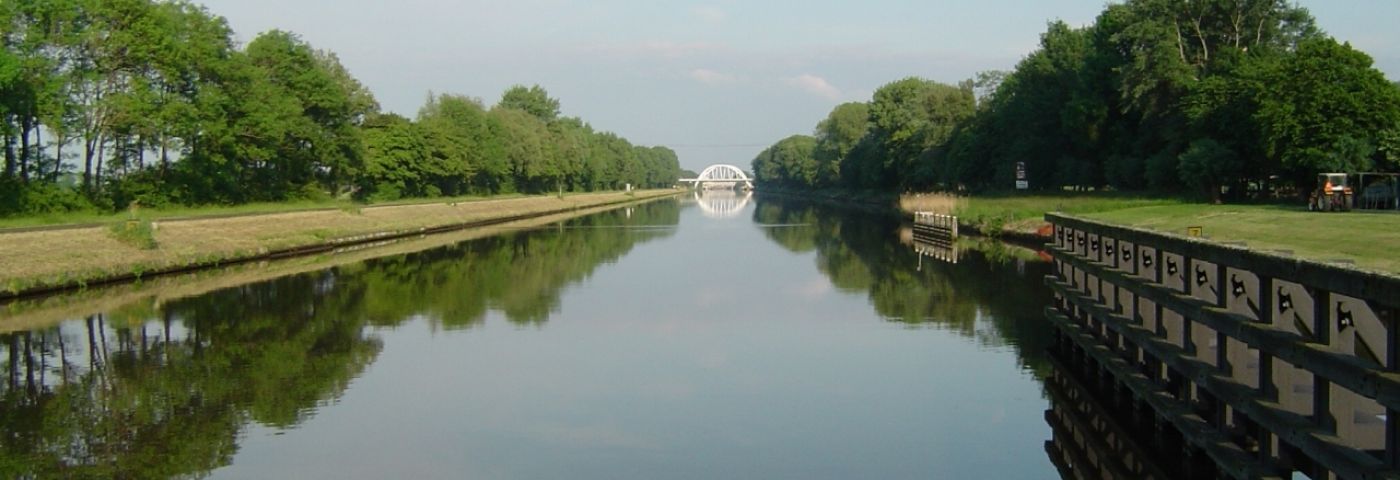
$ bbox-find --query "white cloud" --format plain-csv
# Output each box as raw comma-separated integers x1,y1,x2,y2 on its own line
692,6,727,23
786,74,842,100
690,68,739,85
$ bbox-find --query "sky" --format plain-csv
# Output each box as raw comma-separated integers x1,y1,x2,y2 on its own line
196,0,1400,172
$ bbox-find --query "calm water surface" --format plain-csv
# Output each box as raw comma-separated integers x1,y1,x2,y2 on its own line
0,194,1059,479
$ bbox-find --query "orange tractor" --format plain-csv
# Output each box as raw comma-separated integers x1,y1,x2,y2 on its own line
1308,173,1354,212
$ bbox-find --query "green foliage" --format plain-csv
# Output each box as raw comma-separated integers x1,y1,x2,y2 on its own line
108,218,159,250
1177,138,1239,202
1252,38,1400,181
1379,128,1400,170
360,112,429,200
866,77,975,189
752,135,818,187
813,102,870,187
753,0,1400,200
497,84,561,123
491,107,556,191
239,30,374,199
0,1,666,219
0,178,95,216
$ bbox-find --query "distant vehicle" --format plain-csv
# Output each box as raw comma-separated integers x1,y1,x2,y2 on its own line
1356,172,1400,210
1308,173,1353,212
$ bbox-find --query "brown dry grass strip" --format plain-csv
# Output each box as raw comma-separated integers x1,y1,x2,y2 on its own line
0,191,678,295
0,198,662,331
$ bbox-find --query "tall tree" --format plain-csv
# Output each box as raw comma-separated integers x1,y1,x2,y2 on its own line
1252,38,1400,186
360,112,429,199
244,30,375,198
866,77,975,189
497,84,560,123
418,93,498,194
813,102,869,188
490,106,554,192
752,134,818,188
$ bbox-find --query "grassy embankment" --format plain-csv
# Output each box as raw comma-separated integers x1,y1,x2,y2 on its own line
0,198,663,331
0,190,678,298
0,193,535,230
900,192,1400,275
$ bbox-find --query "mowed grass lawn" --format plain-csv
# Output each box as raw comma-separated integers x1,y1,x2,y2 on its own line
902,192,1185,234
1081,204,1400,274
902,193,1400,275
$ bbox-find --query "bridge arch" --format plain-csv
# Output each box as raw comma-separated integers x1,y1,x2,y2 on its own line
681,164,754,190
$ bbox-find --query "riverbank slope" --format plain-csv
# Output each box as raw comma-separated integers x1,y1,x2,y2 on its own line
900,192,1400,274
1,190,679,299
758,188,1400,275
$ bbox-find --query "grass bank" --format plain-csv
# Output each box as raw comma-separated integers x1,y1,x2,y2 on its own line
0,190,679,299
0,192,532,231
1,199,661,331
900,192,1185,237
898,192,1400,275
1079,204,1400,274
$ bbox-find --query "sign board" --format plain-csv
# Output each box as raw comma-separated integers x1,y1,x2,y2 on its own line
1015,181,1029,190
1186,226,1203,237
1015,162,1028,190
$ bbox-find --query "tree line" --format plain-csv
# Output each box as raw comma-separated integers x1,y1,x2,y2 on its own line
0,0,679,216
753,0,1400,201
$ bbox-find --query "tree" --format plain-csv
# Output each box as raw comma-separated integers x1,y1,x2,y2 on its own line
490,106,554,192
1177,138,1238,203
360,112,429,199
1,0,663,218
866,77,975,189
1253,38,1400,186
752,134,817,187
548,117,590,191
497,84,560,123
935,21,1108,192
418,93,499,194
244,30,375,198
813,102,869,187
1109,0,1317,118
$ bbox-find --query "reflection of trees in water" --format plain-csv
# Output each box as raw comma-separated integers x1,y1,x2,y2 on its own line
0,200,681,478
754,197,1054,376
0,273,382,479
346,199,680,328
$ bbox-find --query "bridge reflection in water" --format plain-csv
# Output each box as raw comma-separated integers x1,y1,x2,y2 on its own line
693,189,752,219
1044,214,1400,480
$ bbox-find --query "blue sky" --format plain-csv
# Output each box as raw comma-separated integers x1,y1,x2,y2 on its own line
198,0,1400,171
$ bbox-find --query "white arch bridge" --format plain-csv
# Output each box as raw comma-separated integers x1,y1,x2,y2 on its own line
679,164,753,190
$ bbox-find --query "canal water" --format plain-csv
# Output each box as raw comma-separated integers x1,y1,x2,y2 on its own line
0,193,1061,479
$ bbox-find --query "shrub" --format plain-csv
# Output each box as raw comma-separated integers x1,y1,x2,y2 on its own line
108,218,159,250
0,179,97,216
